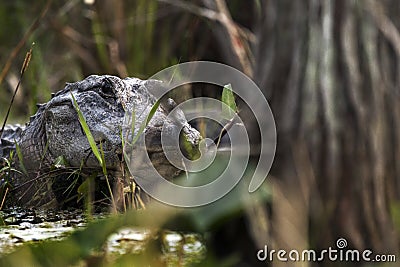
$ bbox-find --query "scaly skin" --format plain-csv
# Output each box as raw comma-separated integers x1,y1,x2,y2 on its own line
0,75,201,207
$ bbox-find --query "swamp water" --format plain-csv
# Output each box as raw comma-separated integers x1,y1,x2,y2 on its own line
0,207,206,266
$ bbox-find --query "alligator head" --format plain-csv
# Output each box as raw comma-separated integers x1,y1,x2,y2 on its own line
14,75,201,207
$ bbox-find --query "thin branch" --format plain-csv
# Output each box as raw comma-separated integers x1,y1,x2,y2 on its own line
213,0,253,76
0,187,9,210
0,0,52,86
365,0,400,57
0,44,35,137
159,0,253,75
214,116,236,148
158,0,220,20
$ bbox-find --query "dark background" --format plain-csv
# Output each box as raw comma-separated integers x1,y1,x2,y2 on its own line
1,0,399,266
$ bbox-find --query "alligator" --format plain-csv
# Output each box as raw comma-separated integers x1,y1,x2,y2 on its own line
0,75,201,209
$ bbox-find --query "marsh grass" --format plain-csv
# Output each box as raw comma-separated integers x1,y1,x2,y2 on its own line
126,100,160,147
70,86,163,213
70,91,117,214
121,100,161,210
0,43,34,137
0,152,21,210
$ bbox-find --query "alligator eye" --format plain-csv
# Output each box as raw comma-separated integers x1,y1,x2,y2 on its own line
100,78,114,96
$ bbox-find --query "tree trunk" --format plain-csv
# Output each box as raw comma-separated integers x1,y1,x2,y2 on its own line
249,0,400,256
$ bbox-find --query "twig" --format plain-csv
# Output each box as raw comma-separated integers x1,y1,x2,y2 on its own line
214,116,236,148
213,0,253,75
159,0,255,42
181,158,189,180
159,0,253,75
0,187,9,210
158,0,220,20
0,0,51,86
0,43,35,138
137,192,146,210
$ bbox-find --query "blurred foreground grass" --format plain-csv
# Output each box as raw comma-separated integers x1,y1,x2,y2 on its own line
0,161,271,266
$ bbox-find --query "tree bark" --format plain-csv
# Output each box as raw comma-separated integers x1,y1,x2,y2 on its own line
250,0,400,255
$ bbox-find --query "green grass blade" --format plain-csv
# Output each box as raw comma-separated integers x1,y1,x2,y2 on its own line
77,172,97,219
130,109,136,143
130,100,160,145
14,141,27,175
91,13,109,71
221,83,237,119
99,142,117,213
70,92,103,166
128,109,136,147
